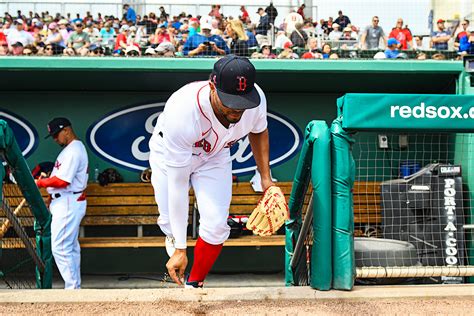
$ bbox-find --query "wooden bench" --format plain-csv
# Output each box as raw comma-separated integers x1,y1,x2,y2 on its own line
1,181,381,248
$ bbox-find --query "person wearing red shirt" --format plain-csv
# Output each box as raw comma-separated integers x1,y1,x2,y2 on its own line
240,6,250,23
389,18,413,50
297,4,306,20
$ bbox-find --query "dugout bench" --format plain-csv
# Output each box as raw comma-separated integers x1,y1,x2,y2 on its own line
2,181,379,248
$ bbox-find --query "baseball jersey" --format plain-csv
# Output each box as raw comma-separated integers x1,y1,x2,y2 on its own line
149,81,268,168
47,140,88,195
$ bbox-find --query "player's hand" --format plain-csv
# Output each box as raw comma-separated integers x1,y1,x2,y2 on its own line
166,249,188,285
261,177,275,192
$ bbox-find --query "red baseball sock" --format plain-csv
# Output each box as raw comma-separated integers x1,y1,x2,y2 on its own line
188,237,223,282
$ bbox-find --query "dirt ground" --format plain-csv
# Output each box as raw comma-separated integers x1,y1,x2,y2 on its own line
0,297,472,315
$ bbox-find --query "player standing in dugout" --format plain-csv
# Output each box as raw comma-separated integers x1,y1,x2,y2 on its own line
149,55,287,288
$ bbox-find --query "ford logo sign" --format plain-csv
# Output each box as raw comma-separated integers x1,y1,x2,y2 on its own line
0,109,38,158
88,103,302,175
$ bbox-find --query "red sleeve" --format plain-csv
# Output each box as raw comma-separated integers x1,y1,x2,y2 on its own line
405,29,412,41
36,176,70,189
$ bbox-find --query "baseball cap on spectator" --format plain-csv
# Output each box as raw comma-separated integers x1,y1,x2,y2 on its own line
113,23,120,29
387,38,399,46
14,19,24,25
12,42,24,47
125,45,139,54
210,55,260,110
283,41,293,50
75,21,84,27
437,19,445,24
343,27,352,32
260,43,272,52
373,52,386,60
332,23,340,29
129,26,137,32
155,42,176,53
45,117,71,139
120,25,130,32
301,52,315,59
145,47,156,55
32,18,39,24
58,19,69,25
201,22,212,30
158,23,166,28
86,21,93,27
48,22,58,30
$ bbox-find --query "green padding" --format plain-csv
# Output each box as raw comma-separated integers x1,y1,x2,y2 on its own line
310,121,332,290
0,120,52,289
331,117,356,290
338,94,474,132
285,121,317,286
285,120,332,290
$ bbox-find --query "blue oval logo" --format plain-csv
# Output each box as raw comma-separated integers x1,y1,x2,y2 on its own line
0,109,38,158
87,103,302,175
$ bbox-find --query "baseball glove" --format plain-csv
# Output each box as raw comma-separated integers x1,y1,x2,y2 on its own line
246,186,289,236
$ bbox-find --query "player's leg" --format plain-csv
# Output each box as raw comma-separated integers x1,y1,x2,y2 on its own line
149,150,173,237
71,199,87,288
188,158,232,286
50,196,85,289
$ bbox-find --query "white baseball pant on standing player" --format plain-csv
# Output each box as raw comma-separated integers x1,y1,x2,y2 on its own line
47,140,88,289
149,81,267,248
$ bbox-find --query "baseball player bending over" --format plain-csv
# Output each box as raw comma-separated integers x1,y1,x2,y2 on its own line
36,118,88,289
149,55,275,288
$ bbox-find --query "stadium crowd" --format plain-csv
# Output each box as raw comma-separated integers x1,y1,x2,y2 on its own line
0,3,473,59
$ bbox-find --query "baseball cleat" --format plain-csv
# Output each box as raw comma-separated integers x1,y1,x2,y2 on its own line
165,236,176,257
184,277,204,289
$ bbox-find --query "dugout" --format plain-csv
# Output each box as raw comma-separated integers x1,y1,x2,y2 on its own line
0,57,470,274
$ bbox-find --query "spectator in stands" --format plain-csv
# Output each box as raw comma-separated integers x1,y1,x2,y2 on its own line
454,19,469,51
88,43,104,57
334,10,351,29
321,43,332,59
151,24,171,46
284,9,303,36
22,44,36,55
71,13,82,24
84,21,100,43
0,42,8,56
64,21,90,56
125,45,140,57
256,8,270,36
99,21,115,49
389,18,413,50
431,53,446,60
360,16,386,50
183,22,228,57
159,7,167,21
459,26,474,55
10,41,24,55
385,38,400,58
431,19,451,50
260,43,276,59
240,6,250,24
0,26,6,46
155,41,176,57
265,1,278,25
2,21,12,37
278,41,299,59
44,22,65,55
141,15,157,36
6,19,34,51
114,25,130,55
297,4,306,20
340,27,356,41
246,24,258,47
307,37,318,53
289,22,308,49
328,23,342,41
226,19,250,57
123,4,137,24
58,19,71,42
274,30,290,49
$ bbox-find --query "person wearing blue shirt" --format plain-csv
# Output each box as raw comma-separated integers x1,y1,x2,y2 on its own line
123,4,137,24
431,19,451,50
183,23,229,56
459,27,474,54
385,38,400,58
246,29,258,47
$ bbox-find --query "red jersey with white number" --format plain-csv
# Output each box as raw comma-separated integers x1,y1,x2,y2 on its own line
149,81,268,167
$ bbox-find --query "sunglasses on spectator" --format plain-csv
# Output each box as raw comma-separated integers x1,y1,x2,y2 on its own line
76,24,83,27
92,49,103,54
462,23,468,26
127,51,139,56
373,19,379,22
45,47,53,51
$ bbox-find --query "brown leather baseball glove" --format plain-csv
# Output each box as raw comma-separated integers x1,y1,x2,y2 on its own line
246,186,289,236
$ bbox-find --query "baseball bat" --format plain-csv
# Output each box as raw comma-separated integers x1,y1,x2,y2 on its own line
0,198,27,238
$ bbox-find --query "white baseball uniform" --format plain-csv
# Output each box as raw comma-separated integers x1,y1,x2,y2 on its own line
149,81,268,249
48,140,88,289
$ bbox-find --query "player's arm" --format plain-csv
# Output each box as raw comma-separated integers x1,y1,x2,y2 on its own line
248,128,274,191
36,176,69,188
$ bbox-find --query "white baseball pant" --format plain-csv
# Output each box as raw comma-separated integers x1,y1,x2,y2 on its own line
49,193,86,289
150,150,232,248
